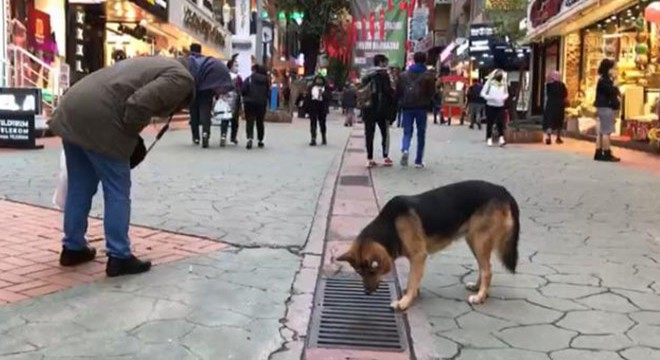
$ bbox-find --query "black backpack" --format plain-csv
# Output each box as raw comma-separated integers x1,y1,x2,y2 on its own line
399,73,424,108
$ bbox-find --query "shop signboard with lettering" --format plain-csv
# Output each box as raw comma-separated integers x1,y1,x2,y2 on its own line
469,23,495,55
0,88,43,149
351,0,408,69
528,0,588,29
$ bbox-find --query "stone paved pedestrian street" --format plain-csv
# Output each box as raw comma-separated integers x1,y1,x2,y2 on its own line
371,124,660,360
0,114,350,360
1,112,659,360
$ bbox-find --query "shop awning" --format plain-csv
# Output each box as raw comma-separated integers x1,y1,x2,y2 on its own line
524,0,633,43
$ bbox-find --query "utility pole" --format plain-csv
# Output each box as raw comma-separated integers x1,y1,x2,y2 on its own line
255,0,263,65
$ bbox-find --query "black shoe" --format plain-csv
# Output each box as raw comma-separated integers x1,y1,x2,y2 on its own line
545,137,552,145
220,137,227,147
202,133,209,148
60,246,96,267
556,138,564,144
193,138,200,145
230,138,238,145
594,149,604,161
258,141,265,148
309,139,317,146
322,137,327,146
602,150,621,162
246,139,253,150
106,255,152,277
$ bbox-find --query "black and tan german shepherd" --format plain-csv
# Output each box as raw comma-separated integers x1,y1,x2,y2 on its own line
337,180,520,311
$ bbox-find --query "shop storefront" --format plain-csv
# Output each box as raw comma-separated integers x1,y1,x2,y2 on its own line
9,0,65,91
65,0,230,84
527,0,660,150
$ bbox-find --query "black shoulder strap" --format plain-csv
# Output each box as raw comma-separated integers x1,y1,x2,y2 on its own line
147,115,174,153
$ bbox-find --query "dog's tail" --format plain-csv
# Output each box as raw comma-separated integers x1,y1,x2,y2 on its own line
500,193,520,273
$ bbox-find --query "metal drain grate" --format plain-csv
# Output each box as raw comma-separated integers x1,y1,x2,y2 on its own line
339,175,371,187
346,148,366,153
350,134,365,138
308,275,407,352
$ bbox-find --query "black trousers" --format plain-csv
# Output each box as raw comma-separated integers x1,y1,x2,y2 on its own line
364,118,389,160
190,90,213,140
485,105,505,139
309,111,327,140
245,104,266,142
220,113,240,140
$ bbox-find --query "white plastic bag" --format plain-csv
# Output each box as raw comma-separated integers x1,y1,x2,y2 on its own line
52,150,67,209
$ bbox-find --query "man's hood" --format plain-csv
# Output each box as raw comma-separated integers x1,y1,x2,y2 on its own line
188,56,234,94
407,63,427,74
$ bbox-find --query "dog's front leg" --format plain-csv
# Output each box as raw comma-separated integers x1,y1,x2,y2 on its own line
391,254,427,311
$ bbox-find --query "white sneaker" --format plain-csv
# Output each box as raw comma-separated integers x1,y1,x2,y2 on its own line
487,138,493,147
499,136,507,147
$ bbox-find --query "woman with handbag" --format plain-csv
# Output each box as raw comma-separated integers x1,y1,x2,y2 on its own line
48,55,232,277
543,71,568,145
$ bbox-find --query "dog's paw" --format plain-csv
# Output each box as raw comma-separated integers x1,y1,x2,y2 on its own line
465,282,479,292
390,298,411,312
467,294,485,305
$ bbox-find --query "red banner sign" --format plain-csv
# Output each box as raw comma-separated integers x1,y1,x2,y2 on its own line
27,7,51,51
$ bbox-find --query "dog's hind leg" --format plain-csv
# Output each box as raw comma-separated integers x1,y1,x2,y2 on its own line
465,223,495,305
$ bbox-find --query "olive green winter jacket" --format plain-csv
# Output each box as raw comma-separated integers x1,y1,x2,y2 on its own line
48,56,195,160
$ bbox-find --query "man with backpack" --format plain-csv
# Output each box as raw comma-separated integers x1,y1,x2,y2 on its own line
358,54,396,167
397,52,436,168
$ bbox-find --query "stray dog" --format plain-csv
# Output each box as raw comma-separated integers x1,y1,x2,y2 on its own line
337,180,520,311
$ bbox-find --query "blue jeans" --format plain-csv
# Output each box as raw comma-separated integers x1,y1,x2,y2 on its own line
62,141,132,259
401,109,427,164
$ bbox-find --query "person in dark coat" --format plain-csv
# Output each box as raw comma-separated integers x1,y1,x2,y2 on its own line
543,71,568,145
242,64,270,149
342,83,358,127
306,75,331,145
188,50,235,148
48,55,232,277
296,90,307,118
593,59,621,162
467,80,485,130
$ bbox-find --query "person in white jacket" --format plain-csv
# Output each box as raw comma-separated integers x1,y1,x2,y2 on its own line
480,69,509,147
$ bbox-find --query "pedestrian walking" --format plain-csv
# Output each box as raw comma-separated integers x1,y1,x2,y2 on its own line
433,89,443,125
593,59,621,162
481,69,509,147
296,90,307,119
542,71,567,145
467,80,485,130
342,82,358,127
222,58,242,145
307,75,330,145
48,55,232,277
397,52,436,168
188,43,212,148
360,54,396,167
242,64,270,150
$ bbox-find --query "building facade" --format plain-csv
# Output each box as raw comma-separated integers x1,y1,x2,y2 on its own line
526,0,658,146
